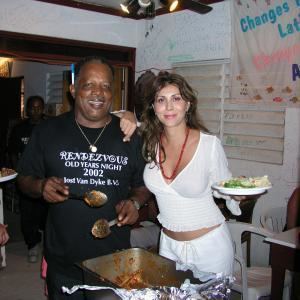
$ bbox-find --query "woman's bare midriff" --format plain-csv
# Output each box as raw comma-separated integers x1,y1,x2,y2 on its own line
163,224,221,241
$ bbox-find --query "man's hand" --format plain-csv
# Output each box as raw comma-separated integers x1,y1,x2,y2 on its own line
115,199,139,226
41,177,69,203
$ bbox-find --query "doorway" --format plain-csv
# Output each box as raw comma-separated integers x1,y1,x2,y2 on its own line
0,76,23,167
0,30,136,110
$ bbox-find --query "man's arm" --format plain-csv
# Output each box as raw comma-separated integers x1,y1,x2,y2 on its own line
17,175,69,203
17,175,45,198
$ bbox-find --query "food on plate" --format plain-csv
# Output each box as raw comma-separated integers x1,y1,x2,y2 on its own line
220,175,271,189
0,168,16,177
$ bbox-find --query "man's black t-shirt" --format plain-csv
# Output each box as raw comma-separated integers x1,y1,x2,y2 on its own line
18,111,146,267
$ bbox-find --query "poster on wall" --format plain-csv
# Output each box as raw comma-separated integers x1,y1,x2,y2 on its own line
231,0,300,106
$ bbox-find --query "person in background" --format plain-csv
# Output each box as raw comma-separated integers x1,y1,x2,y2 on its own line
0,223,9,246
16,56,151,300
286,186,300,230
140,71,249,279
8,95,48,263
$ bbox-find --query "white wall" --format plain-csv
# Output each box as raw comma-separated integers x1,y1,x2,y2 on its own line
0,0,138,47
11,61,68,102
135,0,300,222
1,0,299,265
135,1,300,265
135,2,231,72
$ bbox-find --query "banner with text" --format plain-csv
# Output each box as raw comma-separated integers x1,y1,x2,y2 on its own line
231,0,300,105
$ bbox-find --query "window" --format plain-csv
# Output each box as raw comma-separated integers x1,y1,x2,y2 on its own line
173,60,285,165
173,59,230,137
46,72,64,104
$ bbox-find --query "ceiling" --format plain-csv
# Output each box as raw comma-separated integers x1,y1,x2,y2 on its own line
36,0,224,19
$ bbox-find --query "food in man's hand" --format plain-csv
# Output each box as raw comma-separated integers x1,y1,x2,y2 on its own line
91,219,111,238
0,168,16,177
220,175,271,188
83,190,107,207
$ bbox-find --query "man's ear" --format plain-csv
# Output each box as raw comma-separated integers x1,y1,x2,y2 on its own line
69,84,75,98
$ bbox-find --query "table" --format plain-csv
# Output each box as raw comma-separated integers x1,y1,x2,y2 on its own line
265,227,300,300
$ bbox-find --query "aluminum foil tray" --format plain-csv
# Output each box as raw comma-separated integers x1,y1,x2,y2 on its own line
79,247,199,290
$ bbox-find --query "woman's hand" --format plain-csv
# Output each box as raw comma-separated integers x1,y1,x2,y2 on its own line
232,195,247,201
112,110,137,142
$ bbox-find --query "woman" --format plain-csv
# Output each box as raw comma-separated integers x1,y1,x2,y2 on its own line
140,71,244,279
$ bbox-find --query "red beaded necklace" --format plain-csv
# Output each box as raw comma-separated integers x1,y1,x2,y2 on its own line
159,128,190,180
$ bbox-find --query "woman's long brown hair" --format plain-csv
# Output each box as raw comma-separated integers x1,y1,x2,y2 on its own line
140,71,208,165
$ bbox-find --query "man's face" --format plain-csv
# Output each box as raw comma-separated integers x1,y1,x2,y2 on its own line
71,62,113,127
27,99,44,124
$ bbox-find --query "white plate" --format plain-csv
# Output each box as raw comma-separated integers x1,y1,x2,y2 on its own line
212,183,272,196
0,173,18,183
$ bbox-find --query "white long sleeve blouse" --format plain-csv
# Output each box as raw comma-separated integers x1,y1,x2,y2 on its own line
143,132,241,232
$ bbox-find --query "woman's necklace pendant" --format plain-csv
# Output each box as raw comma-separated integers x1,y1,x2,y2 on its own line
90,145,97,153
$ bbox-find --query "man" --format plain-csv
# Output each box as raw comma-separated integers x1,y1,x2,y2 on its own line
8,95,48,263
17,56,151,300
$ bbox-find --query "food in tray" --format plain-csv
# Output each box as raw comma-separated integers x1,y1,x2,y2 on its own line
0,167,16,177
219,175,271,189
115,269,147,289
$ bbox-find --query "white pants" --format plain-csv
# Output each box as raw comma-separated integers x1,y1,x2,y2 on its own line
159,222,234,280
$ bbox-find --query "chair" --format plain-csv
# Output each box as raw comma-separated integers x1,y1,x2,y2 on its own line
215,197,257,267
260,206,287,233
227,221,292,300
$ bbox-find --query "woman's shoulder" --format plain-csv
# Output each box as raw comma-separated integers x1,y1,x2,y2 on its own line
200,131,220,143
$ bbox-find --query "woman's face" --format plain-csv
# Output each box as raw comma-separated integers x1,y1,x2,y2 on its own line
153,84,190,128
